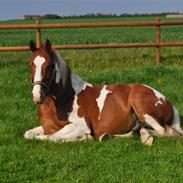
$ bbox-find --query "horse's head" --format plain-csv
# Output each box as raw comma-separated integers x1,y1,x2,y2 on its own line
29,39,56,104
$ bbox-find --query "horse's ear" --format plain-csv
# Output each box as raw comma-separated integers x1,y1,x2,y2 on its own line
29,40,37,52
44,39,52,53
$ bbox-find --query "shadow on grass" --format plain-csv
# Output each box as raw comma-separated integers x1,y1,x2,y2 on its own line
161,55,183,64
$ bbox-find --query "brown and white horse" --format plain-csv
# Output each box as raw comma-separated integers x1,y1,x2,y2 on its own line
24,39,183,146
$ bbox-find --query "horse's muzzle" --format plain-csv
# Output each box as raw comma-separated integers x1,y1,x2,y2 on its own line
33,91,46,104
32,81,48,104
33,95,42,104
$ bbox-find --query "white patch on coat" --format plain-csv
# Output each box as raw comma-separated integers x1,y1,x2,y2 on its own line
143,85,165,107
35,127,93,142
143,114,165,136
96,85,112,120
48,123,83,142
68,96,91,134
32,56,45,98
83,83,93,90
155,100,162,106
24,126,44,139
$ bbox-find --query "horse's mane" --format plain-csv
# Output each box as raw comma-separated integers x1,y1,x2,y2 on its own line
54,51,86,95
54,51,69,87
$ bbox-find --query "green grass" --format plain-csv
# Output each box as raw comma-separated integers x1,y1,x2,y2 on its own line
1,17,183,183
1,16,183,46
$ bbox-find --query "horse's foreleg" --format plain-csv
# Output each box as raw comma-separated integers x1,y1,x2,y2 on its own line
24,126,44,139
35,123,92,142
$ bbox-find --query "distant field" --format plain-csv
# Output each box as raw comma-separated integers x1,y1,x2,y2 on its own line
0,17,183,183
1,16,183,46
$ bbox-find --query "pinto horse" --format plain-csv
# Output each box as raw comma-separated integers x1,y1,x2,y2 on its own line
24,39,183,146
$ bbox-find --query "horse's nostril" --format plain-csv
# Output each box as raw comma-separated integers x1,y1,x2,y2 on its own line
40,90,46,101
40,92,43,99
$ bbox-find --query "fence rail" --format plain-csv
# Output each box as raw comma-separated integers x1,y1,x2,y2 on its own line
0,17,183,65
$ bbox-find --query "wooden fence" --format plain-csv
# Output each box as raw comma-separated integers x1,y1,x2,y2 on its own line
1,17,183,65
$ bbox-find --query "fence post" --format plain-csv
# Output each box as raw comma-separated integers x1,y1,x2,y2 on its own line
36,19,41,48
156,17,161,65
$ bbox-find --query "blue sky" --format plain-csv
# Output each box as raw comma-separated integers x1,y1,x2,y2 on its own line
0,0,183,20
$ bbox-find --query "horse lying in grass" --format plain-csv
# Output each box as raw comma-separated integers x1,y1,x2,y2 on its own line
24,39,183,146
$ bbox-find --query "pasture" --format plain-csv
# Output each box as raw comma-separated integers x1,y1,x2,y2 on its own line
0,16,183,182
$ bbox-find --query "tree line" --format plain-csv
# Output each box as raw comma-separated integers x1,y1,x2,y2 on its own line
41,12,179,19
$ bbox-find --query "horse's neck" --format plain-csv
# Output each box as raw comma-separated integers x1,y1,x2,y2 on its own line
52,52,87,96
48,53,86,120
50,75,75,121
52,73,74,100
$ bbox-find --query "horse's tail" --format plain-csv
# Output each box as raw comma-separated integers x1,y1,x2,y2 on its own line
170,106,183,136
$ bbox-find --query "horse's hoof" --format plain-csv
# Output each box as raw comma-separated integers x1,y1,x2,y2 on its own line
24,130,34,139
144,136,154,146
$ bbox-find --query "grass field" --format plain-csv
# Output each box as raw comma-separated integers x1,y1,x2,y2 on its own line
0,16,183,183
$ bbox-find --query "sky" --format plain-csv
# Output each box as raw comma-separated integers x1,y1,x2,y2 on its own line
0,0,183,20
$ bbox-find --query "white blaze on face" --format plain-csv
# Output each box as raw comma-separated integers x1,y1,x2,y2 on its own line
96,85,112,120
32,56,46,101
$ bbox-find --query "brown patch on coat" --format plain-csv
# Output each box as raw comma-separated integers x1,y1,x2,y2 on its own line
93,84,136,137
38,97,70,134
